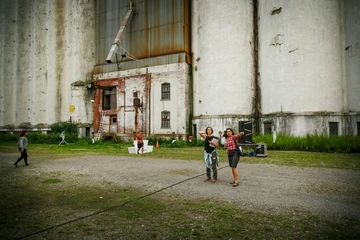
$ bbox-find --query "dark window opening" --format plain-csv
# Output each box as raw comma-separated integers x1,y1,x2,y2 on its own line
86,127,90,137
329,122,338,136
161,83,170,100
103,87,116,110
264,122,272,135
111,115,117,124
357,122,360,136
161,111,170,128
193,124,197,140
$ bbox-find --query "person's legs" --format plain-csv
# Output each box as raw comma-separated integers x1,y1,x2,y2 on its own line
203,152,211,181
137,143,141,154
14,152,24,167
232,168,239,183
211,162,217,181
205,167,211,181
211,152,217,181
137,143,144,154
228,150,239,186
212,164,217,180
24,149,28,166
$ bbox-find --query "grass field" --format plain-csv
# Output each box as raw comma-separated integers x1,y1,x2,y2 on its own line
0,143,359,239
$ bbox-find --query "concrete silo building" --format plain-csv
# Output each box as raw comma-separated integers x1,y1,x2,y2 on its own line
0,0,359,139
191,0,255,139
257,0,360,136
0,0,96,133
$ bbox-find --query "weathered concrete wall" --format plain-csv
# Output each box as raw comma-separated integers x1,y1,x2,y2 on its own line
0,0,96,129
192,0,359,137
259,0,343,114
191,0,254,117
150,63,191,136
260,114,360,136
256,0,360,136
344,0,360,113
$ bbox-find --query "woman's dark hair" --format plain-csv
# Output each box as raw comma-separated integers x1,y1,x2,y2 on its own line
205,127,213,134
20,130,27,137
225,128,234,136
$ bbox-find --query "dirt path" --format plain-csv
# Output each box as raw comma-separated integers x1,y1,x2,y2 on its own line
2,153,360,221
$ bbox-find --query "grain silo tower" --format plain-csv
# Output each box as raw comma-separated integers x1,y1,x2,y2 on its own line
191,0,255,138
0,0,96,134
258,0,360,136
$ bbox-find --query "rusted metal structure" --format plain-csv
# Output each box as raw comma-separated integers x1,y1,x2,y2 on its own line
93,0,191,139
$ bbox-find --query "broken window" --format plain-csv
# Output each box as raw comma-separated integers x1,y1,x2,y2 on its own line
329,122,338,136
102,87,117,110
161,83,170,100
161,111,170,128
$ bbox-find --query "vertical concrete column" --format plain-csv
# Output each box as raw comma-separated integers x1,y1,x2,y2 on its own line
344,0,360,112
1,0,18,126
191,0,254,117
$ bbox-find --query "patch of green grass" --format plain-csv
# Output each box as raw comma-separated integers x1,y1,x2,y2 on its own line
1,172,358,239
0,148,359,239
1,142,359,169
42,178,62,184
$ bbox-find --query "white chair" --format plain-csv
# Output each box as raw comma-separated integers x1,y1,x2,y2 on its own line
128,140,153,154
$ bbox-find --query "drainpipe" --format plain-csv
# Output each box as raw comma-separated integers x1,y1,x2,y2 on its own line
147,71,151,136
253,0,260,134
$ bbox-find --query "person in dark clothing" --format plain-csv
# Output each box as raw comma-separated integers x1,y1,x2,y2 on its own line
199,127,219,183
14,130,29,167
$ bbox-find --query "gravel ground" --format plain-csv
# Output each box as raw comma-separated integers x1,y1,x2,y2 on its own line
2,153,360,221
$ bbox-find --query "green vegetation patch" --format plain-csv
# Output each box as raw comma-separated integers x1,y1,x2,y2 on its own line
0,148,359,239
42,178,62,184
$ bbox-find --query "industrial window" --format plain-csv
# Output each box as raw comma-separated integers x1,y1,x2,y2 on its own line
329,122,338,136
161,111,170,128
161,83,170,100
103,87,116,110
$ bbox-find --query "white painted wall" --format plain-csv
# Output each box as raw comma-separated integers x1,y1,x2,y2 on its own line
0,0,96,128
150,63,191,135
192,0,254,117
258,0,343,114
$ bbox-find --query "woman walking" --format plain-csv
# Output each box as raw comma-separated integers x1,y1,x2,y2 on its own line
199,127,219,183
14,130,29,167
222,128,244,187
